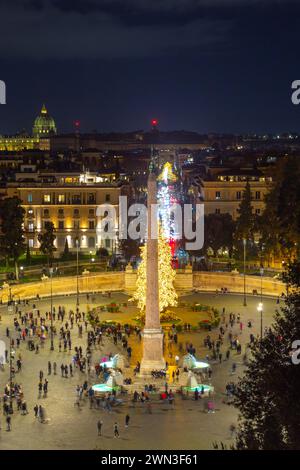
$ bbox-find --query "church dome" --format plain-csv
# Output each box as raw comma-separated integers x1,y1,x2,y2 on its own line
33,104,57,137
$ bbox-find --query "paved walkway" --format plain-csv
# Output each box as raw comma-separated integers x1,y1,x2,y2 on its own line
0,292,282,450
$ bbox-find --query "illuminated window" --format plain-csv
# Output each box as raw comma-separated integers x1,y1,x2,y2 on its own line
88,193,96,204
215,191,221,200
27,193,33,203
58,194,65,204
72,195,81,204
43,194,51,203
28,223,34,232
236,191,241,200
28,239,34,248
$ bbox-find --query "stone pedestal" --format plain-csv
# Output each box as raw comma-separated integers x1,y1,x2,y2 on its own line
124,264,137,294
140,328,165,374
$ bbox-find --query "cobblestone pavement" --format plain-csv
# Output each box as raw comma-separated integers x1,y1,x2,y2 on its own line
0,291,282,450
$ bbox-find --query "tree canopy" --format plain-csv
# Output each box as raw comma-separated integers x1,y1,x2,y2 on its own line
259,156,300,260
234,260,300,449
38,221,56,266
0,197,25,279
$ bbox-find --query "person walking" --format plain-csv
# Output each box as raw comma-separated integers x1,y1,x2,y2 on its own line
114,422,119,438
21,401,28,415
53,362,57,375
6,416,11,431
97,419,103,436
230,424,236,438
125,414,130,428
43,381,48,398
38,405,44,423
34,404,38,417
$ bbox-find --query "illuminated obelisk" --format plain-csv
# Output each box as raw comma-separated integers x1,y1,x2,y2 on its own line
140,170,165,374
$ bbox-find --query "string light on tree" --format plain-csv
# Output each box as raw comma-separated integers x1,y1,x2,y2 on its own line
157,161,179,256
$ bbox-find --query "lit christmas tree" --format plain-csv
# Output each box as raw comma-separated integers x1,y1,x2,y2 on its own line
157,161,180,256
132,229,178,313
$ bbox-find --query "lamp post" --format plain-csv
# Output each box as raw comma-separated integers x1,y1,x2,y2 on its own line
9,333,13,414
243,238,247,306
49,267,54,351
282,260,289,297
260,266,264,303
257,302,263,338
8,285,12,305
76,238,80,307
86,274,89,316
7,284,13,315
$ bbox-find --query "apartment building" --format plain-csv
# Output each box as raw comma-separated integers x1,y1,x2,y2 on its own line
202,169,272,219
6,172,123,255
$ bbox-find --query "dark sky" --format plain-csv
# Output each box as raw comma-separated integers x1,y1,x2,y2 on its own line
0,0,300,135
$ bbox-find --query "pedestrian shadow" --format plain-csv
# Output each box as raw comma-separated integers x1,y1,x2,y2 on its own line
100,435,130,441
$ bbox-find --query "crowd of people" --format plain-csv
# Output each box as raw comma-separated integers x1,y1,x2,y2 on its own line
0,291,274,446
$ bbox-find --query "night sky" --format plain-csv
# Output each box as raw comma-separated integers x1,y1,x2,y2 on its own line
1,0,300,135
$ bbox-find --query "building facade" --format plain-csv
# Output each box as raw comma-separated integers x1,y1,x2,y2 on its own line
6,176,122,255
202,171,272,219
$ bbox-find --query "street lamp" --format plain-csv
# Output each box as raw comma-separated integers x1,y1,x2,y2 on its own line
8,332,13,414
7,284,12,305
49,267,54,351
243,238,247,306
282,260,289,297
76,238,80,307
7,284,13,314
257,302,263,338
